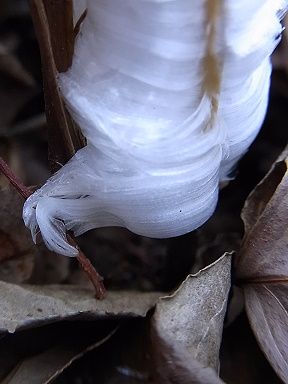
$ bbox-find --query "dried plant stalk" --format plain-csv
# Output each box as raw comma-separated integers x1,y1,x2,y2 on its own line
29,0,85,172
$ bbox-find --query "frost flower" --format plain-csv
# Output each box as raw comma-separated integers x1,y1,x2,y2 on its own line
23,0,287,256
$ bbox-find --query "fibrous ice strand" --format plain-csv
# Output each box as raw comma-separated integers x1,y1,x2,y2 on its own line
23,0,287,256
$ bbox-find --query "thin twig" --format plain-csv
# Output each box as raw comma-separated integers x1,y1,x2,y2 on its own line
0,156,106,299
71,237,106,299
29,0,85,172
0,157,31,199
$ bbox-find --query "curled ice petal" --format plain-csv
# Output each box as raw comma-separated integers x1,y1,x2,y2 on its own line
23,0,287,256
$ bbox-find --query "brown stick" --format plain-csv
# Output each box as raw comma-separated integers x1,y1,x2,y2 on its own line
0,157,31,199
71,238,106,299
29,0,85,173
0,156,106,299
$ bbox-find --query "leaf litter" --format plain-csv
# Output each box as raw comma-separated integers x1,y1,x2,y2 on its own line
151,253,231,383
0,282,162,333
235,146,288,383
0,326,118,384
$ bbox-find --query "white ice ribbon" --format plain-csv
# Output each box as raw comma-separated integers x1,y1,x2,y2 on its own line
23,0,287,256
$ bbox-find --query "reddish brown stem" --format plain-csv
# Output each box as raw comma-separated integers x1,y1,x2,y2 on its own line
70,236,106,299
29,0,85,173
0,157,31,199
0,156,106,299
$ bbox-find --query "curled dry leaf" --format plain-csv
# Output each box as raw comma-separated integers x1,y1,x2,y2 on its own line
236,156,288,280
151,253,231,383
240,144,288,236
220,313,282,384
56,319,154,384
0,281,162,333
151,329,224,384
0,187,36,283
1,327,118,384
244,284,288,384
0,161,69,285
236,147,288,383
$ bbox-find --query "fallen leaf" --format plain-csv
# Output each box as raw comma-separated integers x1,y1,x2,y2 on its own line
58,319,155,384
240,145,288,236
0,327,118,384
0,158,65,285
236,158,288,281
220,313,282,384
0,187,36,282
151,328,225,384
151,253,231,383
244,284,288,383
236,148,288,383
0,281,162,333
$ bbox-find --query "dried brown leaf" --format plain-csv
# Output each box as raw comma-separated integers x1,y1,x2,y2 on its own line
0,282,162,333
151,328,224,384
0,187,36,282
244,284,288,383
57,320,154,384
236,148,288,382
0,155,55,284
0,327,117,384
236,159,288,281
240,145,288,236
220,313,282,384
151,253,231,383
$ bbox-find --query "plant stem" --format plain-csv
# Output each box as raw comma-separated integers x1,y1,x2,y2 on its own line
0,157,31,199
0,156,106,299
72,238,106,299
